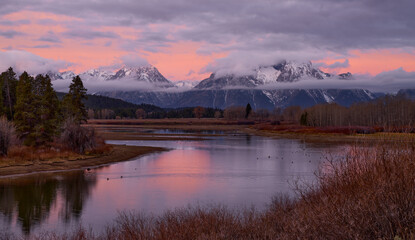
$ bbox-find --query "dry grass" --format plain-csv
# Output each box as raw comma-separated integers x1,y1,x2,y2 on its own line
4,137,411,239
0,141,111,167
0,145,81,165
0,144,165,177
87,118,243,126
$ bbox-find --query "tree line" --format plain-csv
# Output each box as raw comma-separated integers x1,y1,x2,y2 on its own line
0,67,92,155
300,95,415,130
219,95,415,131
87,106,224,119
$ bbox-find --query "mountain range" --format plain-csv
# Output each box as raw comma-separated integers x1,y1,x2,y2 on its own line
49,61,377,110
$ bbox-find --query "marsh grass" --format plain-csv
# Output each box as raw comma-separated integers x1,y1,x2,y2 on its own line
7,138,415,239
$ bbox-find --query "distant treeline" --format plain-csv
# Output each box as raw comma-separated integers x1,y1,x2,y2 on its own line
80,94,224,119
87,105,224,119
300,95,415,130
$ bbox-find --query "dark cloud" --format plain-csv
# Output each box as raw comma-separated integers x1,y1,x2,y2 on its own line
0,19,30,26
37,32,62,43
2,46,13,50
0,0,414,76
63,29,119,39
31,44,52,48
0,30,25,39
1,0,412,49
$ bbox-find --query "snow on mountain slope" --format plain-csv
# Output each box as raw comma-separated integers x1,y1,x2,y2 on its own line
195,61,352,89
174,80,200,89
108,66,174,87
194,74,262,89
256,66,282,84
48,65,175,90
81,69,113,81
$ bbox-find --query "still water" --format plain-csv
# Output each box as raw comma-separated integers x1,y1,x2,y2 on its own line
0,131,346,236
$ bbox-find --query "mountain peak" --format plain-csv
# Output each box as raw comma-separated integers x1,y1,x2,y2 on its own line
338,72,353,80
109,65,174,87
47,65,174,89
195,60,328,89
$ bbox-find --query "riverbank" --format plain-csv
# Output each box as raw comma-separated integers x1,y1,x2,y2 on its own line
88,118,415,144
0,144,166,177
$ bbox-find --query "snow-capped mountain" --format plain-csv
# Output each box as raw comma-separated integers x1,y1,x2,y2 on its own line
174,80,200,89
60,71,76,80
81,69,113,81
194,74,261,89
108,66,174,87
98,88,375,110
258,61,328,83
195,61,352,89
47,65,175,88
47,60,376,110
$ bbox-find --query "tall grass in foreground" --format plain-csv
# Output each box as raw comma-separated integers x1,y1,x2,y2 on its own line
5,138,415,239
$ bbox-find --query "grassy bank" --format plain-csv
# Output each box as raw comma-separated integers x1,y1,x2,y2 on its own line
3,138,414,239
88,119,415,144
0,144,166,177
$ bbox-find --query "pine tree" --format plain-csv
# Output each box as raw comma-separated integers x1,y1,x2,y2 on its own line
0,77,4,116
0,67,18,120
34,74,61,144
245,103,252,119
63,76,87,124
14,72,37,145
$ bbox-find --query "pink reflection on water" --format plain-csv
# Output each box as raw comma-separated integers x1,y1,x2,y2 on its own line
88,149,214,215
146,149,211,193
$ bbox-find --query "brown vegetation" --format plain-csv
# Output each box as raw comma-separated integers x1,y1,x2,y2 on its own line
60,118,99,154
135,108,146,119
193,106,206,119
302,96,415,131
6,138,414,239
0,144,165,177
0,117,16,155
87,118,252,126
223,106,246,120
255,123,378,135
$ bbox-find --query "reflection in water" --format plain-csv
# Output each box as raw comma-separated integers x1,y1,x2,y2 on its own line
245,134,251,145
0,132,347,236
150,150,210,194
0,172,96,235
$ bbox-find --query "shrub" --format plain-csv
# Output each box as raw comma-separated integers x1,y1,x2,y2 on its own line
60,118,97,154
0,117,16,156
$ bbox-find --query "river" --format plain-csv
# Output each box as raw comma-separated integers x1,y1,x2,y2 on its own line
0,130,347,236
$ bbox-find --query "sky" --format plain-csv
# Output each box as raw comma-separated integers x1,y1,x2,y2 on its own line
0,0,415,88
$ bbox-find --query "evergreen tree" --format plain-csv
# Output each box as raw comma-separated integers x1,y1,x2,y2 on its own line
34,74,61,144
14,72,37,145
0,67,18,119
245,103,252,119
0,77,4,116
63,76,88,124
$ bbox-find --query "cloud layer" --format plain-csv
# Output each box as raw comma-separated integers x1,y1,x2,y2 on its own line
0,50,71,74
0,0,414,83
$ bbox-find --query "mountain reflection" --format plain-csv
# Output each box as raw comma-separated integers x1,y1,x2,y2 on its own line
0,171,97,234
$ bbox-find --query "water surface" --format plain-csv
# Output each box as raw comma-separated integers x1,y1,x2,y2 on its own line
0,131,346,236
